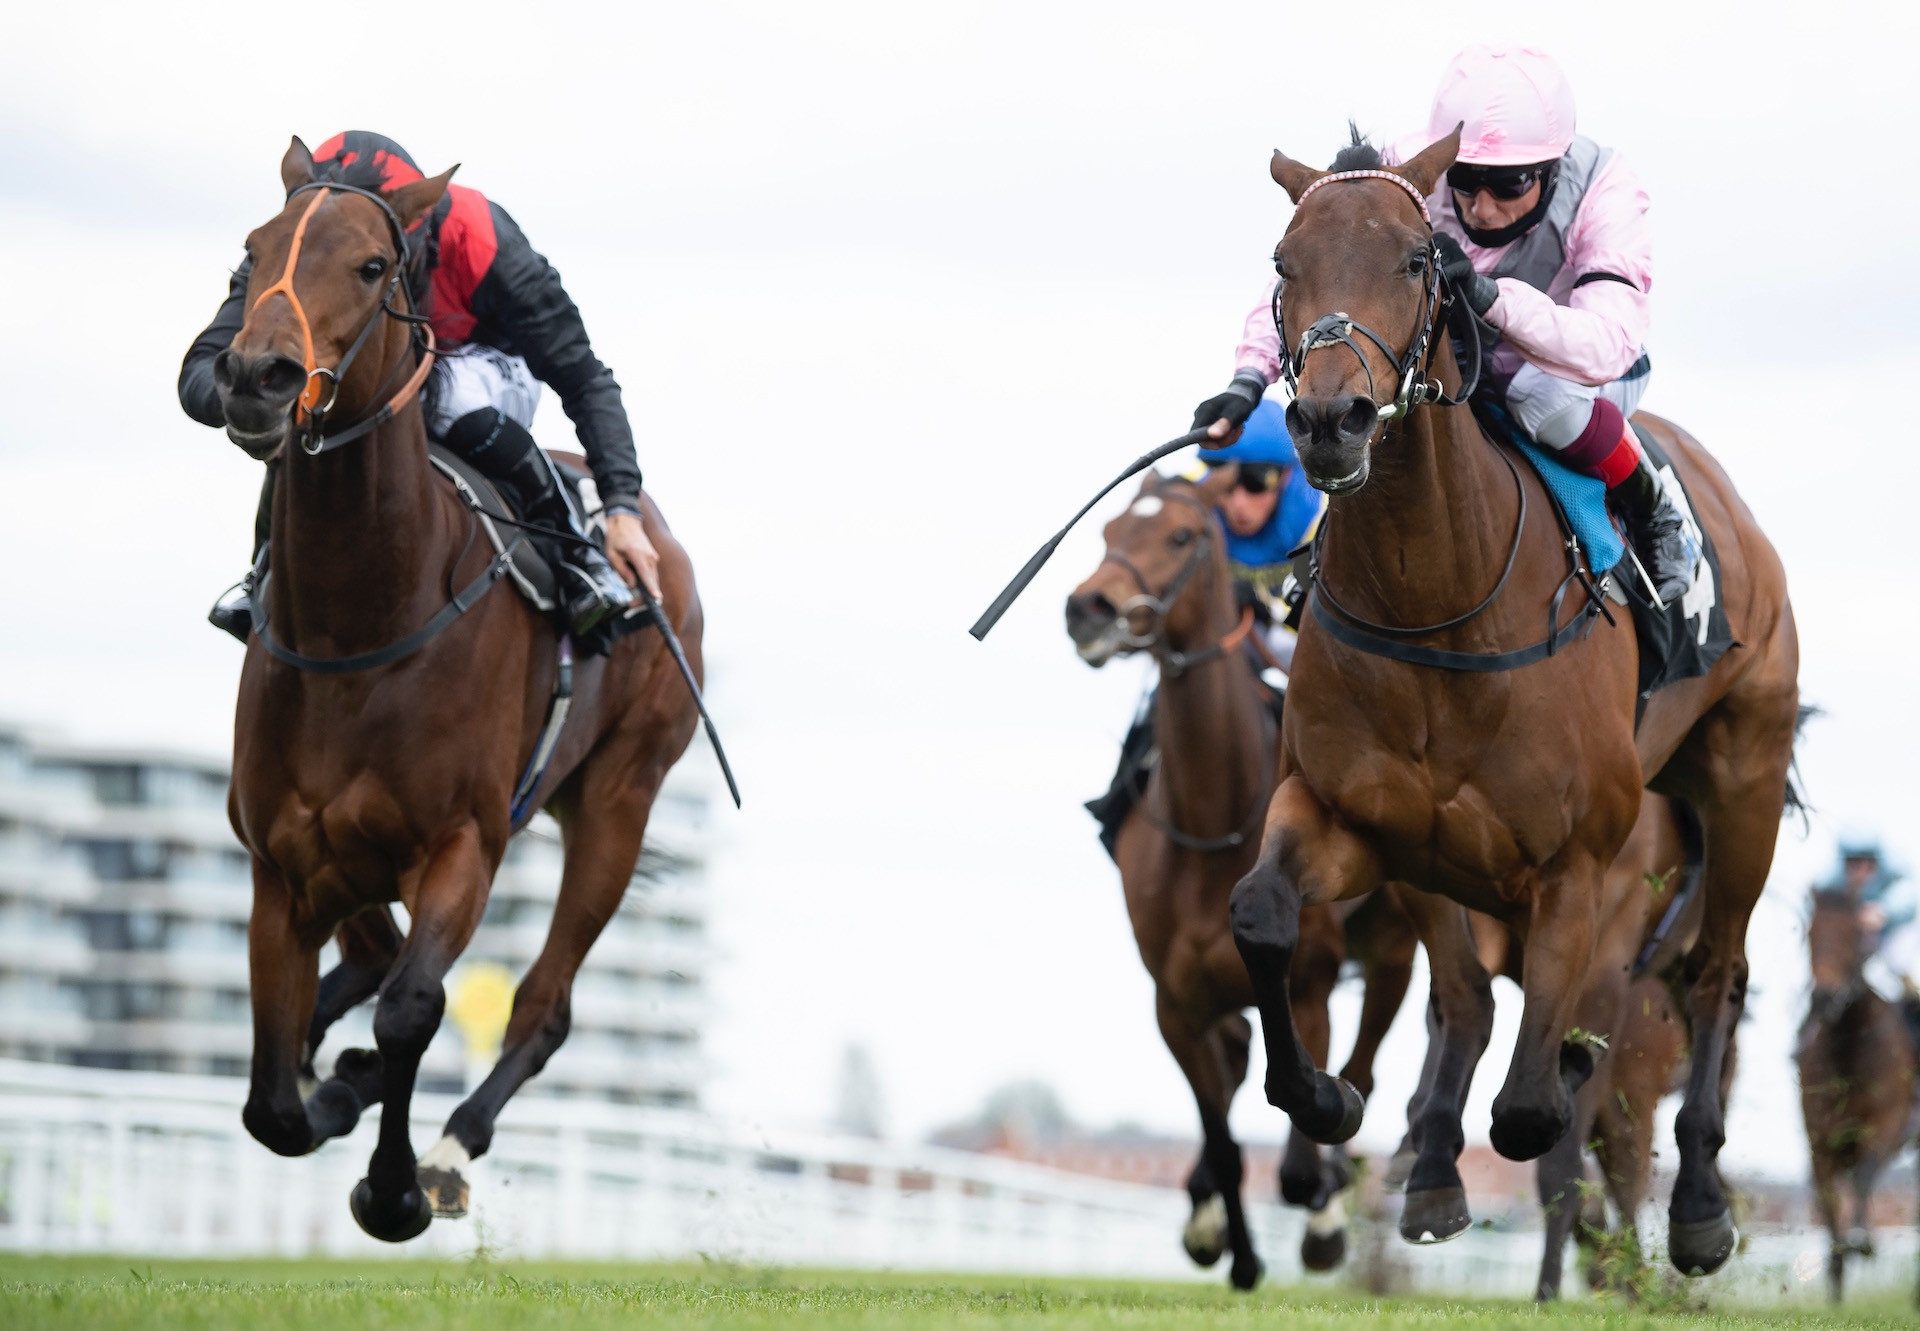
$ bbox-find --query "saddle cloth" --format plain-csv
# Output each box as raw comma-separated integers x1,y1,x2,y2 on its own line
1472,401,1733,704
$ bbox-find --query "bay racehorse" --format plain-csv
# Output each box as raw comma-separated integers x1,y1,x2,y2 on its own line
1798,888,1919,1304
1065,465,1485,1285
1229,129,1800,1276
215,139,704,1240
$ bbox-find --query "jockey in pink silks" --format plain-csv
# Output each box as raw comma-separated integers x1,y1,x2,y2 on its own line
1192,44,1699,604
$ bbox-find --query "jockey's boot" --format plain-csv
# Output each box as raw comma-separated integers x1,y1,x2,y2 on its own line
1608,455,1700,607
446,409,634,637
207,474,276,644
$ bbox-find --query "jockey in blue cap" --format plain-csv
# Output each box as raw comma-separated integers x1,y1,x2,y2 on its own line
1828,838,1920,1045
1085,397,1325,855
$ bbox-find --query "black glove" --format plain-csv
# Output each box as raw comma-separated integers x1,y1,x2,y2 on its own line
1431,232,1499,317
1192,370,1268,434
1233,579,1275,627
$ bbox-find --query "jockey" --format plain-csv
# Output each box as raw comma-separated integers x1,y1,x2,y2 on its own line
1193,44,1699,606
1834,840,1920,1039
180,130,654,646
1085,398,1320,856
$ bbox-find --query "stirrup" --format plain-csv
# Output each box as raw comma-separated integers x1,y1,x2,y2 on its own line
208,579,255,644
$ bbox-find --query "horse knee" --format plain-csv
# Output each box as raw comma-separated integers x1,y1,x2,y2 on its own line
1230,868,1299,956
373,976,446,1058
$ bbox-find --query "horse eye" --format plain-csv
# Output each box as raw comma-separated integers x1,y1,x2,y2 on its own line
1407,252,1429,277
359,257,389,282
1272,252,1287,279
1170,528,1194,548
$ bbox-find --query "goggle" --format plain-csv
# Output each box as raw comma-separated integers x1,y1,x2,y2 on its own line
1445,162,1547,201
1215,464,1283,495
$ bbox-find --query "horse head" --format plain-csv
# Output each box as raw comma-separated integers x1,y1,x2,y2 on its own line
1064,467,1236,667
1807,888,1868,1023
1266,129,1461,493
214,137,453,459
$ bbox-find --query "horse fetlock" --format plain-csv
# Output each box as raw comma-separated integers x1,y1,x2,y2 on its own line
350,1175,432,1243
1489,1096,1569,1162
242,1096,315,1158
1228,871,1299,952
1291,1073,1365,1145
1228,1251,1264,1292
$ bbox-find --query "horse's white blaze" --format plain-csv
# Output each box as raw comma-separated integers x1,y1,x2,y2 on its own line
1130,496,1164,517
1307,1186,1350,1237
1183,1194,1227,1250
418,1135,471,1174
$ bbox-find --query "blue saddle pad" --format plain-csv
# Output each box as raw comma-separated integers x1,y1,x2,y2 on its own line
1475,402,1624,573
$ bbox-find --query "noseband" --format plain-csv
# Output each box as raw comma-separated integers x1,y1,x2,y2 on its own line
250,180,436,456
1272,169,1478,424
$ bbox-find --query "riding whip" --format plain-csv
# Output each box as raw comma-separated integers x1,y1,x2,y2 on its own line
970,428,1213,640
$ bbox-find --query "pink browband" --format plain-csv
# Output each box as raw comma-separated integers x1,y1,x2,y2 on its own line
1296,169,1432,226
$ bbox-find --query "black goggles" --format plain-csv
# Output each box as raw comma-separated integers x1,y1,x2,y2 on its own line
1445,162,1547,201
1213,464,1283,495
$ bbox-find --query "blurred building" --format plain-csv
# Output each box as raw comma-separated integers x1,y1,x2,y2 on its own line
0,721,716,1107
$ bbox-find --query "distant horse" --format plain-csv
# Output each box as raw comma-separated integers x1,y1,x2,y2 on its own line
214,139,703,1240
1230,129,1800,1276
1799,889,1918,1304
1066,466,1484,1286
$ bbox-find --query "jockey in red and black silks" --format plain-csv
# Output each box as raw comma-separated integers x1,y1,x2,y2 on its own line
179,130,655,644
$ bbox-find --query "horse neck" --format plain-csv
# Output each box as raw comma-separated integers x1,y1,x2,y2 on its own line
1150,558,1269,838
1316,382,1526,639
271,352,456,650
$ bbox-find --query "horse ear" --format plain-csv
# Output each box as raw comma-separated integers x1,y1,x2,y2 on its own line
280,136,315,194
1270,150,1323,203
386,165,459,230
1395,124,1462,198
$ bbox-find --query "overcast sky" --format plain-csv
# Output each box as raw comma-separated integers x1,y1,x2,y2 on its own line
3,0,1918,1181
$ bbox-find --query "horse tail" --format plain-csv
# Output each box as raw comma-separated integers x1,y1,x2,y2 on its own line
1782,703,1819,825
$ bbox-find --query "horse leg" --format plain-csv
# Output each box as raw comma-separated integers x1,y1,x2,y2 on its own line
349,826,491,1242
1335,890,1417,1101
1179,1013,1249,1269
1160,1001,1263,1290
1229,777,1379,1144
418,782,661,1219
1279,906,1342,1208
1489,859,1602,1164
1534,1077,1601,1301
240,863,322,1158
1810,1151,1844,1303
1394,889,1496,1244
303,906,402,1078
1384,998,1443,1194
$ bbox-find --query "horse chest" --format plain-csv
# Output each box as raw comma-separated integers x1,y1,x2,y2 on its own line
258,781,431,919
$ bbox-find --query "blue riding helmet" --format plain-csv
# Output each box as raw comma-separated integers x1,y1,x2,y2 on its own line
1197,398,1322,567
1197,398,1298,471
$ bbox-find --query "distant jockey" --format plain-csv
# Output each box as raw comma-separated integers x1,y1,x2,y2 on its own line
180,130,651,648
1832,839,1920,1044
1191,43,1699,606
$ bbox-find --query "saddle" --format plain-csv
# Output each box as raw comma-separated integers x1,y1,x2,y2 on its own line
1471,401,1734,709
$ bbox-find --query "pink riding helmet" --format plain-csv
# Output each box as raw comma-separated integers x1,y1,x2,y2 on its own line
1426,44,1577,166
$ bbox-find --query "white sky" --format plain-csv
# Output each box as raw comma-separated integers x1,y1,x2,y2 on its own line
3,0,1918,1181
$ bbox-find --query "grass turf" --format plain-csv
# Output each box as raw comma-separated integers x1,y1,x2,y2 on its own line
0,1257,1913,1331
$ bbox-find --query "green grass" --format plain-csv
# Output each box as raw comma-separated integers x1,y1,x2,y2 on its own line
0,1257,1912,1331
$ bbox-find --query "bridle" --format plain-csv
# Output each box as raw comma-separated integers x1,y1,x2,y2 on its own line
1098,483,1254,679
249,180,437,457
1272,169,1475,425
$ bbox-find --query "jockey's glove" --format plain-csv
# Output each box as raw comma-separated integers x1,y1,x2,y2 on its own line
1192,370,1269,433
1432,233,1499,317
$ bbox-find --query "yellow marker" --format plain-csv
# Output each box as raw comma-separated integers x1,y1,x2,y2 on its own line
447,962,516,1060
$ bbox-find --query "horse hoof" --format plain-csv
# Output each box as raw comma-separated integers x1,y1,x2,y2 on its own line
1488,1103,1566,1162
418,1164,471,1219
1382,1145,1417,1194
1181,1195,1227,1267
1300,1227,1347,1271
1278,1167,1329,1209
1228,1254,1264,1292
1292,1075,1365,1145
350,1177,432,1243
1668,1209,1736,1277
1399,1186,1471,1244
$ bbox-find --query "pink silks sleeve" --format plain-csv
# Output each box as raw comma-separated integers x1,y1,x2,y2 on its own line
1233,276,1284,383
1483,153,1653,386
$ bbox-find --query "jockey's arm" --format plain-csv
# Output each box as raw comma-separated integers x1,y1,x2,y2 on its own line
1480,155,1652,387
178,257,253,429
1232,276,1284,386
472,206,644,513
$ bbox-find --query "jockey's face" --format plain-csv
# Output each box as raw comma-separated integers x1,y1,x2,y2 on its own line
1218,472,1284,538
1844,856,1879,890
1452,179,1542,231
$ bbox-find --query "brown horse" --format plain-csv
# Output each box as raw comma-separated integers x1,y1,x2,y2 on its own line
1065,465,1476,1286
214,139,703,1240
1228,129,1800,1276
1799,889,1919,1304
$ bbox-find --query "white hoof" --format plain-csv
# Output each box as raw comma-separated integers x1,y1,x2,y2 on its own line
1183,1195,1229,1266
416,1135,473,1219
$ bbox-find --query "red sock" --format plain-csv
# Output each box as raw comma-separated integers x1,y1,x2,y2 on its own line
1557,399,1641,488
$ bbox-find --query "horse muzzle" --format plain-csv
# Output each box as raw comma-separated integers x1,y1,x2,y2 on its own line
1065,590,1131,666
215,348,305,458
1287,394,1379,494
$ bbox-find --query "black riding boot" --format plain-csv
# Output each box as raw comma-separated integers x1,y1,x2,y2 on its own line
208,466,277,643
1084,698,1158,861
443,409,633,636
1607,455,1699,607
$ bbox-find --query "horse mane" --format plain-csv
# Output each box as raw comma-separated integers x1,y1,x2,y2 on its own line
1327,122,1383,173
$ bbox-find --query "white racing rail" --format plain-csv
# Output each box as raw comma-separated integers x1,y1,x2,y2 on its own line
0,1058,1909,1301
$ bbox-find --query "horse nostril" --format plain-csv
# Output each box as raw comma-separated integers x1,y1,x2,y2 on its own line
213,349,240,395
257,357,307,402
1337,396,1379,442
